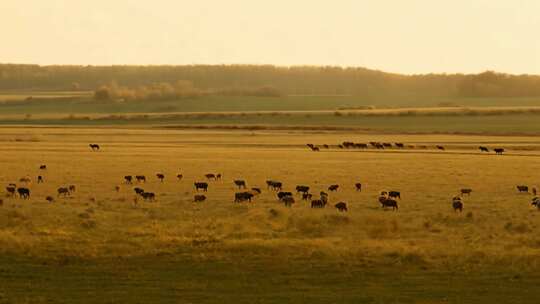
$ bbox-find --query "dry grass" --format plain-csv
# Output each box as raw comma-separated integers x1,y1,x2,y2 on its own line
0,127,539,273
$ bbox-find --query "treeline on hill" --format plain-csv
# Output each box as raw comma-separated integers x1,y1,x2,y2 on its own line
2,64,540,99
94,81,282,101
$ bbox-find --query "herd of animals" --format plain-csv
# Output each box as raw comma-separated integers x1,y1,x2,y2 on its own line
307,142,506,155
2,143,538,213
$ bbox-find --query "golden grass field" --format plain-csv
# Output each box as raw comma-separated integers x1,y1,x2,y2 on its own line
1,126,540,303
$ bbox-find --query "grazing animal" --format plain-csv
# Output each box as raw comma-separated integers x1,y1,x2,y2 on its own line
136,175,146,183
46,196,54,203
356,143,368,149
141,192,156,201
452,196,463,212
320,191,329,198
57,187,70,197
311,199,326,208
37,176,44,183
194,194,206,202
311,146,320,152
296,185,310,194
89,144,100,151
379,196,398,210
133,187,145,195
156,173,165,182
531,197,540,207
460,188,472,196
335,202,348,212
388,191,401,199
177,174,183,181
235,192,254,203
69,185,76,193
436,145,445,151
39,165,47,170
322,144,329,149
517,185,529,193
328,185,339,192
234,180,247,189
115,186,120,192
355,183,362,191
251,188,261,194
282,196,295,207
382,143,392,148
124,176,133,184
205,174,216,180
6,186,16,197
277,191,293,200
216,174,222,180
19,177,31,183
494,148,505,155
266,180,282,191
17,188,30,199
302,193,313,200
307,144,314,149
395,143,405,148
479,146,489,152
194,182,209,192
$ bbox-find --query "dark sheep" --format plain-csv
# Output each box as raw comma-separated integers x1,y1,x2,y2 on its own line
46,196,54,203
355,183,362,191
335,202,348,212
194,182,209,192
517,185,529,193
277,191,293,200
379,196,398,210
156,173,165,182
388,191,401,199
124,176,133,184
479,146,489,152
205,174,216,180
17,188,30,199
234,180,247,189
39,165,47,170
494,148,505,155
134,187,145,195
436,145,445,151
141,192,156,201
177,174,183,181
302,193,313,200
266,180,282,191
89,144,100,151
235,192,254,203
57,187,70,197
136,175,146,183
296,185,310,194
328,185,339,192
251,188,261,194
37,176,44,184
194,194,206,202
452,197,463,212
395,143,405,148
6,186,16,197
460,188,472,196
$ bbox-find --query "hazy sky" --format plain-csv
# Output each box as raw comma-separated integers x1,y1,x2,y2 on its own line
2,0,539,74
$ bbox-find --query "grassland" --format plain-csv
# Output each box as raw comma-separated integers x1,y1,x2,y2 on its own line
1,127,540,303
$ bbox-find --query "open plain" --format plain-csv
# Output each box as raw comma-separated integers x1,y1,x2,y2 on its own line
1,126,540,303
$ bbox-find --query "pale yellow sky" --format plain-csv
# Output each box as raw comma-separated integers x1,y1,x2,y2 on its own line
1,0,539,74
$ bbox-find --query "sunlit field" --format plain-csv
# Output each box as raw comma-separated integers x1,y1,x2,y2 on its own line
1,127,540,303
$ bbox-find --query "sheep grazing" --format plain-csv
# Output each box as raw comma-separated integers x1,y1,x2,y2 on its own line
517,185,529,193
452,196,463,212
194,194,206,202
335,202,348,212
460,188,472,196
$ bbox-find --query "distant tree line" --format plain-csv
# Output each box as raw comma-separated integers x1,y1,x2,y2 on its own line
1,64,540,99
94,81,282,101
